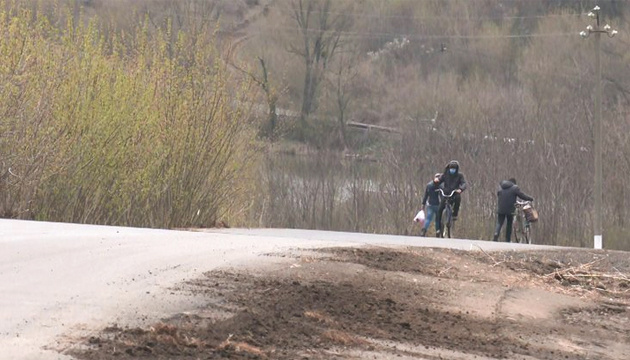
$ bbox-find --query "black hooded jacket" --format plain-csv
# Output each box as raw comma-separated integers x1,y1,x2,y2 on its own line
437,161,467,194
422,181,441,207
497,180,534,215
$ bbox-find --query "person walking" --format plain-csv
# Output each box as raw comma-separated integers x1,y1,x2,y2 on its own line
493,178,534,242
420,173,442,236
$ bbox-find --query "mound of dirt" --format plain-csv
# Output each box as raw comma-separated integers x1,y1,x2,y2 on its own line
69,247,630,359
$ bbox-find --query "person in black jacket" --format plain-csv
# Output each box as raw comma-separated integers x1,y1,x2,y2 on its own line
435,160,467,236
420,173,442,236
493,178,534,242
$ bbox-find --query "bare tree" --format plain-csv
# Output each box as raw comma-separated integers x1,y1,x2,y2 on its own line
232,56,281,139
288,0,350,139
326,46,361,150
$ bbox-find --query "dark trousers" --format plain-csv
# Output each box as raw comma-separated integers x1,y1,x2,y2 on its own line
436,193,461,231
494,213,514,242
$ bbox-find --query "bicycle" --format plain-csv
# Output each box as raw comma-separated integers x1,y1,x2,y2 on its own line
513,200,533,244
437,188,458,238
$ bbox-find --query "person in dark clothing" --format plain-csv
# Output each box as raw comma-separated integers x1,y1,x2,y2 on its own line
420,173,442,236
435,160,467,236
493,178,534,242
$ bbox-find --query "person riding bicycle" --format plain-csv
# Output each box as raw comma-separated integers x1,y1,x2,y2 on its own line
493,178,534,242
420,173,442,237
435,160,467,236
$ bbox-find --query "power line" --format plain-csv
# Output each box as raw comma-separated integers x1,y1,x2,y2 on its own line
277,0,624,3
265,0,606,22
139,2,611,33
257,24,579,40
309,0,622,1
268,7,588,22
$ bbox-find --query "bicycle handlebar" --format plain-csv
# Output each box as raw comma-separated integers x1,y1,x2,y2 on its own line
436,188,458,198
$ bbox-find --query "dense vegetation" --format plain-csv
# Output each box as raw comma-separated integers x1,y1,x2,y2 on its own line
2,0,629,250
0,0,257,228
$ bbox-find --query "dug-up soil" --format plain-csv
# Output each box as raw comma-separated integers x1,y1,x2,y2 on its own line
71,246,630,360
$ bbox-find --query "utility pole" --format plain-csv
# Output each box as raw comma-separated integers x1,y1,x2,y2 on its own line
580,6,617,249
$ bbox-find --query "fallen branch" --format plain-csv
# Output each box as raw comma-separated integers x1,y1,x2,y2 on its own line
471,244,500,266
542,258,606,279
560,273,630,282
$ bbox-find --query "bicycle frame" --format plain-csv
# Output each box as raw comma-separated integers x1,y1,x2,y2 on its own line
437,189,458,238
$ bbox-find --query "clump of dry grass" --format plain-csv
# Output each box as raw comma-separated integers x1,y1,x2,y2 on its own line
149,322,205,348
304,310,337,325
321,330,369,346
218,334,266,357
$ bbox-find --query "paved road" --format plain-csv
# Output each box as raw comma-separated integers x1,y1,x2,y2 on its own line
0,219,560,360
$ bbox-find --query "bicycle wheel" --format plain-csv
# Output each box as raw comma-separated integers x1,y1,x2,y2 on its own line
440,207,451,238
512,214,523,243
524,223,532,244
445,219,452,238
516,217,529,244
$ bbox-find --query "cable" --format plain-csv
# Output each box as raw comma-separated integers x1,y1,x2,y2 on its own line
167,1,600,24
267,7,588,22
263,0,604,21
257,24,579,40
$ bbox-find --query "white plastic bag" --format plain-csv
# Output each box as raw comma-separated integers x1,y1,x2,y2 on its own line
413,209,425,224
